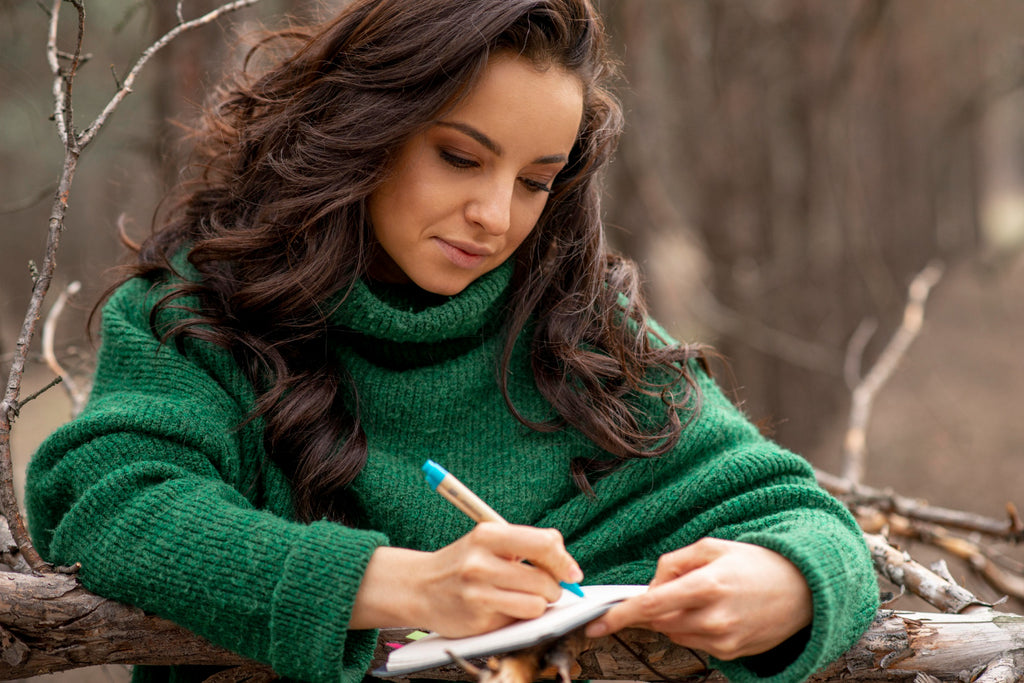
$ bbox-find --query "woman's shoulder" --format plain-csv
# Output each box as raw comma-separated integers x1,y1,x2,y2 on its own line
96,263,251,396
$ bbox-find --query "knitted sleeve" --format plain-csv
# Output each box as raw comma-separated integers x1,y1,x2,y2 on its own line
535,365,879,683
25,277,388,683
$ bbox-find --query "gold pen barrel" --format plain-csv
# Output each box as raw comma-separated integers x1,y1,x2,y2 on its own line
436,476,505,524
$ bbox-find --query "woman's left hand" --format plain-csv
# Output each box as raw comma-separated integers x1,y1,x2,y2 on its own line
584,538,812,660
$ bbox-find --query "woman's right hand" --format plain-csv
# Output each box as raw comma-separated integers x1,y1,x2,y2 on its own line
350,522,583,637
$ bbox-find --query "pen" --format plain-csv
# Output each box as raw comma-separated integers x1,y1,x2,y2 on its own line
422,459,585,597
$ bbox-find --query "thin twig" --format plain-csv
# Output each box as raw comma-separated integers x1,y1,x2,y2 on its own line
56,49,92,63
46,0,68,145
42,281,86,417
80,0,261,148
14,377,63,413
841,261,945,484
63,1,85,144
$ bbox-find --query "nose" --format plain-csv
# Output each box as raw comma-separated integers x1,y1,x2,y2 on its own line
466,178,514,236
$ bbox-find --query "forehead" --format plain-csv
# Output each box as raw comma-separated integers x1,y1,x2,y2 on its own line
438,53,584,159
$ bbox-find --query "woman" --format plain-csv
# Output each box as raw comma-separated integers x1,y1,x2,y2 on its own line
26,1,878,682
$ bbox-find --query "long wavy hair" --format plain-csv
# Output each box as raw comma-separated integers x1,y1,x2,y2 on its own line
112,0,709,522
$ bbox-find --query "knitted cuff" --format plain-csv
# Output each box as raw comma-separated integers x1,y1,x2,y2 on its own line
713,523,878,683
269,521,389,682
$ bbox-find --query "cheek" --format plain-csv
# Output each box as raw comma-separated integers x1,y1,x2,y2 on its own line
507,202,546,249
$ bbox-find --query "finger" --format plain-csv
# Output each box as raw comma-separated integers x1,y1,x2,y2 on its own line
471,523,583,588
585,576,709,638
489,556,566,604
485,586,555,621
650,538,729,587
456,531,566,604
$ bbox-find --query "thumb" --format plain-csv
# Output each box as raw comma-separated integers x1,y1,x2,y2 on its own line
650,538,727,587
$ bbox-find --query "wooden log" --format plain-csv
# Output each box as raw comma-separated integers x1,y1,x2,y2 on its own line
4,566,1024,682
0,569,259,679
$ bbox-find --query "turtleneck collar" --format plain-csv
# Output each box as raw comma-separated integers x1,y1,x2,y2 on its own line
328,260,514,345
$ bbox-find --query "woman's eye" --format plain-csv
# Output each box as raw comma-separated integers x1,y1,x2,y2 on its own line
520,178,552,194
439,149,478,169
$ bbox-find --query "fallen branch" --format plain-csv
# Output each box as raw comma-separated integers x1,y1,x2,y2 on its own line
816,469,1024,541
863,532,988,614
0,566,260,679
856,511,1024,603
3,515,1024,683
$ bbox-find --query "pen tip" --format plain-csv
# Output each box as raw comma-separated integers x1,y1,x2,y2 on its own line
561,581,585,598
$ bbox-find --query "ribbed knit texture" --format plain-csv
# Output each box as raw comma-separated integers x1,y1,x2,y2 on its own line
26,262,878,683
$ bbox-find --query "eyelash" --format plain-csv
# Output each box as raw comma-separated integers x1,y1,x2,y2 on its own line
439,149,552,194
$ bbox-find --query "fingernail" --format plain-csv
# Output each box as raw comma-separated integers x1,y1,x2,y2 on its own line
585,622,608,638
569,564,584,582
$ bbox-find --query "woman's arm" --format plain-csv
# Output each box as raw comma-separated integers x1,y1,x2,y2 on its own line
533,362,879,683
26,278,390,683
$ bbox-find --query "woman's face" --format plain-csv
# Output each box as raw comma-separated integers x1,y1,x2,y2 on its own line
367,53,585,296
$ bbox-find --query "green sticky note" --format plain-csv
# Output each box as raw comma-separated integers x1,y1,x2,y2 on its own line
406,630,430,641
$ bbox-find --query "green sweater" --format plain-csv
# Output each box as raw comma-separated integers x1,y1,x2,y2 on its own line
26,263,878,683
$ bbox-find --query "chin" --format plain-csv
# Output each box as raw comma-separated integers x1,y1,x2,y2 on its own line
412,275,473,297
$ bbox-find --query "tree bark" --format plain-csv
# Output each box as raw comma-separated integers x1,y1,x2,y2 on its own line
0,569,255,679
3,564,1024,682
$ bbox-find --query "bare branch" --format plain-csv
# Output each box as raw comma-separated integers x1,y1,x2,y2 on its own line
42,281,86,417
45,0,67,145
0,0,264,573
843,318,877,390
55,49,92,63
973,653,1024,683
78,0,261,148
14,376,63,413
841,261,945,484
854,508,1024,603
864,532,988,614
109,64,122,91
6,571,1024,683
816,469,1024,541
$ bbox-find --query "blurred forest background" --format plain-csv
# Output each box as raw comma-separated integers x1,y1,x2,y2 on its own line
3,1,1024,668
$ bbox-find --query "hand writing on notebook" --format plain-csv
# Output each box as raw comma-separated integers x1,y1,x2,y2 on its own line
351,523,583,638
585,538,813,661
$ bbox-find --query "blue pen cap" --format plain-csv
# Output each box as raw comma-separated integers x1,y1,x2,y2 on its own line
422,459,448,490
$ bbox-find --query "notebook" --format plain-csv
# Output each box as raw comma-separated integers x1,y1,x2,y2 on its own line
373,584,647,677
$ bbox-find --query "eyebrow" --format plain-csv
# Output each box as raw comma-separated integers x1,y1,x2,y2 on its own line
435,120,568,166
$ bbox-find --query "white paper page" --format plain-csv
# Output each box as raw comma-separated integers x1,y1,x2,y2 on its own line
376,584,648,677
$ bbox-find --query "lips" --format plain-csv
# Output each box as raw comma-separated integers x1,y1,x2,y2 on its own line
434,237,493,269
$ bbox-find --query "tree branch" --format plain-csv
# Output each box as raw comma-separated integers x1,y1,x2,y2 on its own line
78,0,261,148
42,281,86,416
0,0,263,573
842,261,945,484
864,533,988,614
816,469,1024,541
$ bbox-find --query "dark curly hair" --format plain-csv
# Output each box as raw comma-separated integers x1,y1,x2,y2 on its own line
108,0,709,522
